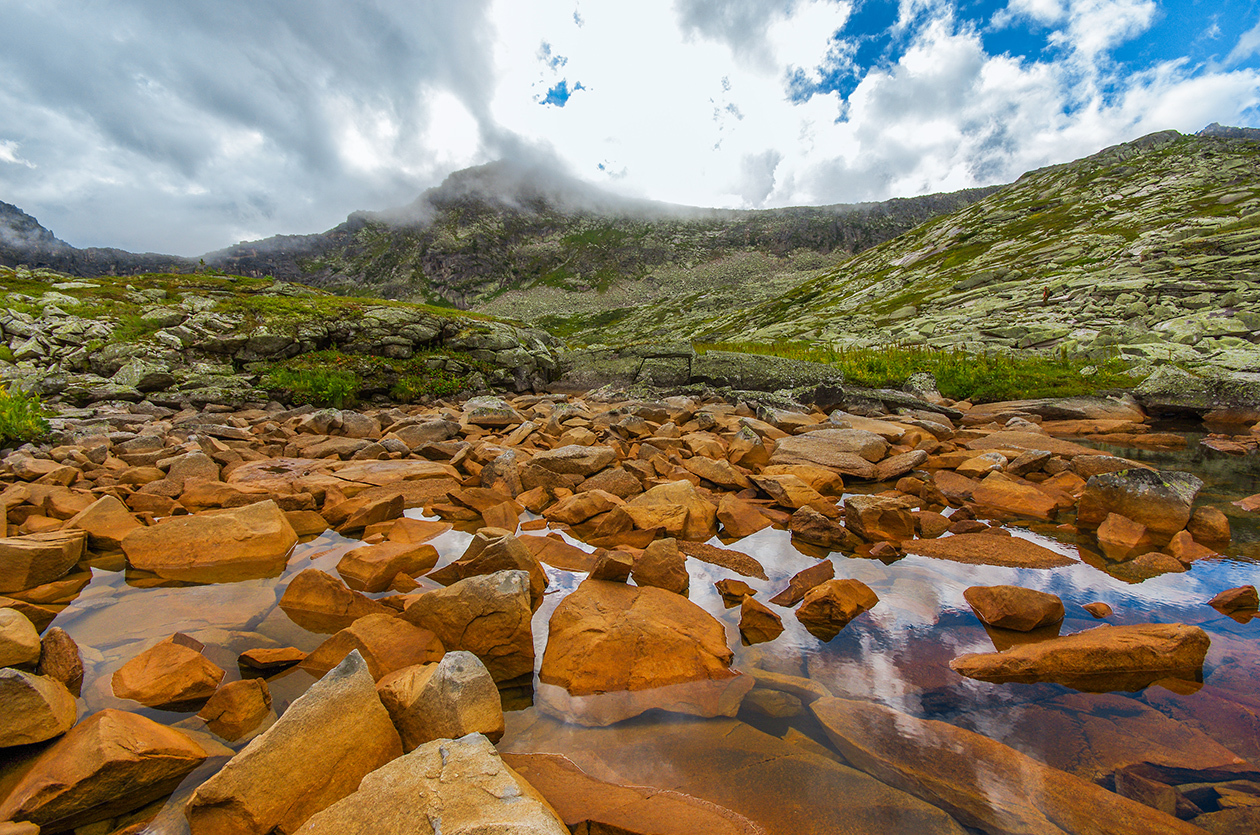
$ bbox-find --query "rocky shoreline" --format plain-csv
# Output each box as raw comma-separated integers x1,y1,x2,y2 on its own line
2,381,1259,833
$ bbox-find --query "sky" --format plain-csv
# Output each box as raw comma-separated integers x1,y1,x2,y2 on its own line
1,0,1258,256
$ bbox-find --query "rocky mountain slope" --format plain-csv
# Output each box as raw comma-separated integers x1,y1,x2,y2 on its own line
0,201,189,276
675,129,1260,380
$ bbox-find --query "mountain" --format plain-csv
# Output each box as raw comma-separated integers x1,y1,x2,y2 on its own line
678,129,1260,376
0,200,189,276
204,159,999,308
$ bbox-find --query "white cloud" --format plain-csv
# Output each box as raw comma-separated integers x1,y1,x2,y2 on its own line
1225,20,1260,67
0,140,36,169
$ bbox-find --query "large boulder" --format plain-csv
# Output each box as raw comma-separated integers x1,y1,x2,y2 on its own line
810,697,1207,835
185,651,402,835
963,585,1065,632
111,634,227,709
537,579,753,726
293,733,568,835
0,668,77,748
528,445,617,477
768,429,884,478
377,651,505,751
122,500,297,583
795,579,879,641
0,709,207,831
0,530,87,593
0,607,41,667
622,480,718,541
1077,468,1204,538
300,613,444,681
279,568,394,633
403,570,534,684
949,623,1210,691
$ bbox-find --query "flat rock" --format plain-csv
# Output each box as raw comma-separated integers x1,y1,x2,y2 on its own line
63,495,141,551
186,651,402,835
811,697,1206,835
965,430,1110,457
905,533,1075,568
677,540,767,579
963,585,1065,632
0,668,77,748
768,431,881,479
0,530,87,594
530,444,618,476
538,578,753,726
949,622,1210,691
0,709,207,831
293,733,568,835
403,570,534,684
377,651,504,751
122,500,297,583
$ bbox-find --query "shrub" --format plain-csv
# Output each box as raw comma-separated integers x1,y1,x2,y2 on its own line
260,367,360,408
0,385,50,447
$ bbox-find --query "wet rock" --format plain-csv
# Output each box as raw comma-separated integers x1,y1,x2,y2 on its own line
1077,468,1204,538
538,578,753,726
502,752,763,835
377,651,504,751
623,480,718,541
739,596,784,645
631,537,689,595
742,687,803,719
768,559,835,607
197,678,274,741
0,668,77,748
38,626,84,696
293,733,568,835
278,568,394,633
905,533,1075,568
963,585,1065,632
1083,602,1114,618
795,578,879,641
971,471,1059,520
1168,530,1217,562
811,697,1207,835
112,633,227,709
62,495,141,551
844,495,914,542
186,651,402,835
1209,586,1259,613
716,494,773,538
122,500,297,583
1097,512,1152,561
0,530,87,594
403,570,534,684
1188,506,1232,543
300,613,444,681
428,529,547,610
0,709,208,831
335,541,439,593
0,607,42,667
950,623,1210,691
752,473,831,512
715,578,756,606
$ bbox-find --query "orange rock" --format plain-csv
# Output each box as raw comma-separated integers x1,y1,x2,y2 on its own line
198,678,274,741
676,541,767,580
844,495,914,542
932,470,979,505
112,634,226,709
1187,507,1231,543
1096,513,1151,561
1077,468,1202,538
336,541,439,593
1208,585,1258,613
631,538,688,596
768,560,834,607
480,501,520,532
590,549,634,582
62,495,140,551
739,596,784,645
122,500,297,583
1167,530,1217,564
970,472,1058,521
520,533,598,572
761,464,845,496
752,474,834,514
324,492,405,533
427,529,547,610
238,646,306,671
623,480,717,542
716,494,772,539
0,530,87,594
788,506,859,551
1083,602,1113,619
795,579,878,641
715,578,756,607
37,627,83,696
301,613,444,681
905,533,1074,568
543,490,624,525
279,568,394,633
682,456,752,490
963,585,1064,632
912,510,951,538
0,668,77,747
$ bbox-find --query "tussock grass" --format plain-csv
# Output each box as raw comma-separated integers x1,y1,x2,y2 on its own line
260,349,491,407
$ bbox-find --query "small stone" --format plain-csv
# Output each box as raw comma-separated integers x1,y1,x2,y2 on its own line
768,559,835,607
1187,506,1231,543
739,596,784,645
1208,585,1259,613
112,634,226,709
963,585,1065,632
796,578,879,641
239,646,307,671
1082,602,1113,619
715,578,756,607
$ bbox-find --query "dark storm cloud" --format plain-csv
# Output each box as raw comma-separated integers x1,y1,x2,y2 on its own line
0,0,507,254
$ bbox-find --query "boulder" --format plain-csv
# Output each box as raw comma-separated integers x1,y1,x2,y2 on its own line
0,530,87,593
537,579,753,726
1096,512,1151,561
502,752,763,835
292,733,568,835
428,530,547,610
38,627,84,696
1077,468,1204,538
810,697,1208,835
377,651,504,751
197,678,274,741
122,500,297,583
963,585,1065,632
970,471,1059,521
300,613,444,681
768,430,881,479
676,541,767,579
0,607,42,667
0,709,207,831
623,481,718,541
590,548,634,582
1209,585,1259,613
739,596,784,645
0,668,77,748
949,623,1210,691
185,651,402,835
278,568,394,633
631,537,689,595
335,541,439,593
768,559,835,607
402,570,534,684
112,634,226,709
62,495,141,551
529,445,618,476
716,494,772,539
905,533,1075,568
795,579,879,641
844,495,914,542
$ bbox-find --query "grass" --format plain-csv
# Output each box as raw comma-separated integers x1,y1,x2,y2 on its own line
259,349,492,407
109,313,166,343
694,341,1139,402
0,384,50,447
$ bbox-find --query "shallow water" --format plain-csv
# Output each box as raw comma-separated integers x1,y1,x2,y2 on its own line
6,433,1260,834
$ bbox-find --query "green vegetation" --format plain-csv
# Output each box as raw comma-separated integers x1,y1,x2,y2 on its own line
260,349,492,407
109,313,166,343
0,384,50,447
694,341,1139,402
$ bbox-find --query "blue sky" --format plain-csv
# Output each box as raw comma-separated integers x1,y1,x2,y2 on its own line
1,0,1258,254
